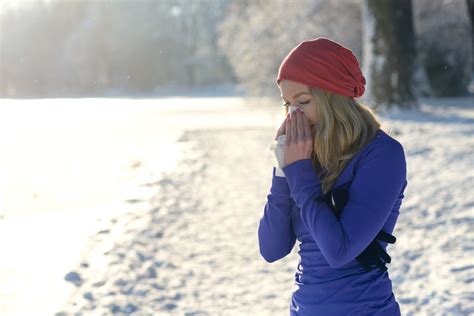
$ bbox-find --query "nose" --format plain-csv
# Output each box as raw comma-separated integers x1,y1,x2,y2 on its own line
288,105,313,124
288,105,300,113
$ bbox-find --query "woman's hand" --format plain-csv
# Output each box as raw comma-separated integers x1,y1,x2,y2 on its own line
284,108,314,166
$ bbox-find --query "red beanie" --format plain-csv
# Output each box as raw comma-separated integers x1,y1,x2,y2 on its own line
276,37,366,98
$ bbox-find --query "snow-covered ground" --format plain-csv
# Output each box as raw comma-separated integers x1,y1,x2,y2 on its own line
0,95,277,315
0,96,472,315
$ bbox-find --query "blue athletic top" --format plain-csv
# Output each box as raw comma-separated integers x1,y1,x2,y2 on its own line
258,129,407,315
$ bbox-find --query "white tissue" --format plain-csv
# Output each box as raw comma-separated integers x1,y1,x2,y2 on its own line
269,106,301,177
268,132,287,177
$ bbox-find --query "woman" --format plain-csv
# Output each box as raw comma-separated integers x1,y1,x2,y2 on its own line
258,38,408,315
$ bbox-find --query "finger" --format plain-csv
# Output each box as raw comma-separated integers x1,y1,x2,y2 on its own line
291,110,297,143
374,244,392,263
302,111,310,139
285,116,291,144
374,258,388,272
296,110,304,141
381,251,392,264
376,231,396,244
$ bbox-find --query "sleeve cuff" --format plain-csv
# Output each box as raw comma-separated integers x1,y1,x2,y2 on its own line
283,159,324,201
270,167,291,195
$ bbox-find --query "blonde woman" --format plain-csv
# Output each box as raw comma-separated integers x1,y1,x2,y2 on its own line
258,38,407,315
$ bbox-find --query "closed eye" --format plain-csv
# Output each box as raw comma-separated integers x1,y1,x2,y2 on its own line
281,100,310,107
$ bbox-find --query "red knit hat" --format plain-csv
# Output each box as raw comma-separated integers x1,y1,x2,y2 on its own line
276,37,366,98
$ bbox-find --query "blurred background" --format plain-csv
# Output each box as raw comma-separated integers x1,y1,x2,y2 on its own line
0,0,473,315
1,0,472,100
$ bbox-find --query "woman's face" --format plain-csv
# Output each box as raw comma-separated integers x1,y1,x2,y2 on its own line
279,79,317,127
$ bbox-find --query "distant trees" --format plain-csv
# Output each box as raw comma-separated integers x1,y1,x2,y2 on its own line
0,0,232,98
0,0,471,104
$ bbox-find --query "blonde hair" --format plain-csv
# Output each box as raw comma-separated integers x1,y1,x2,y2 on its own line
285,87,382,194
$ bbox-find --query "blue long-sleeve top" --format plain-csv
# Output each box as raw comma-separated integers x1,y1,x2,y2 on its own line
258,129,407,315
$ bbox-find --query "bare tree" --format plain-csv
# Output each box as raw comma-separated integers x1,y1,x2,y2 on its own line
362,0,418,110
466,0,473,87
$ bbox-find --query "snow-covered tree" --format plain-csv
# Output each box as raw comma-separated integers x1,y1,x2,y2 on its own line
217,0,362,97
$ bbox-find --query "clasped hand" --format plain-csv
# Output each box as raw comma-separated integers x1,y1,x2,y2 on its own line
284,108,314,167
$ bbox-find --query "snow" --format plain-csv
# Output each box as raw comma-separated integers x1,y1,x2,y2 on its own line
0,95,472,315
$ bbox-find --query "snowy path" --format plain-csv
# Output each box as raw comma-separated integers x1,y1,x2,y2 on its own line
0,96,277,315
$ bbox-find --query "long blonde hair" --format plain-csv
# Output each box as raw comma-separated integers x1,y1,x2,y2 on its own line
286,87,382,194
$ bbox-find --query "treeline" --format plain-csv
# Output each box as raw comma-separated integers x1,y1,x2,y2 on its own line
0,0,233,97
0,0,471,100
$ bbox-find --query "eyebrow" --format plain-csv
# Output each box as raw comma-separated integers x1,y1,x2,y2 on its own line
280,92,312,100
